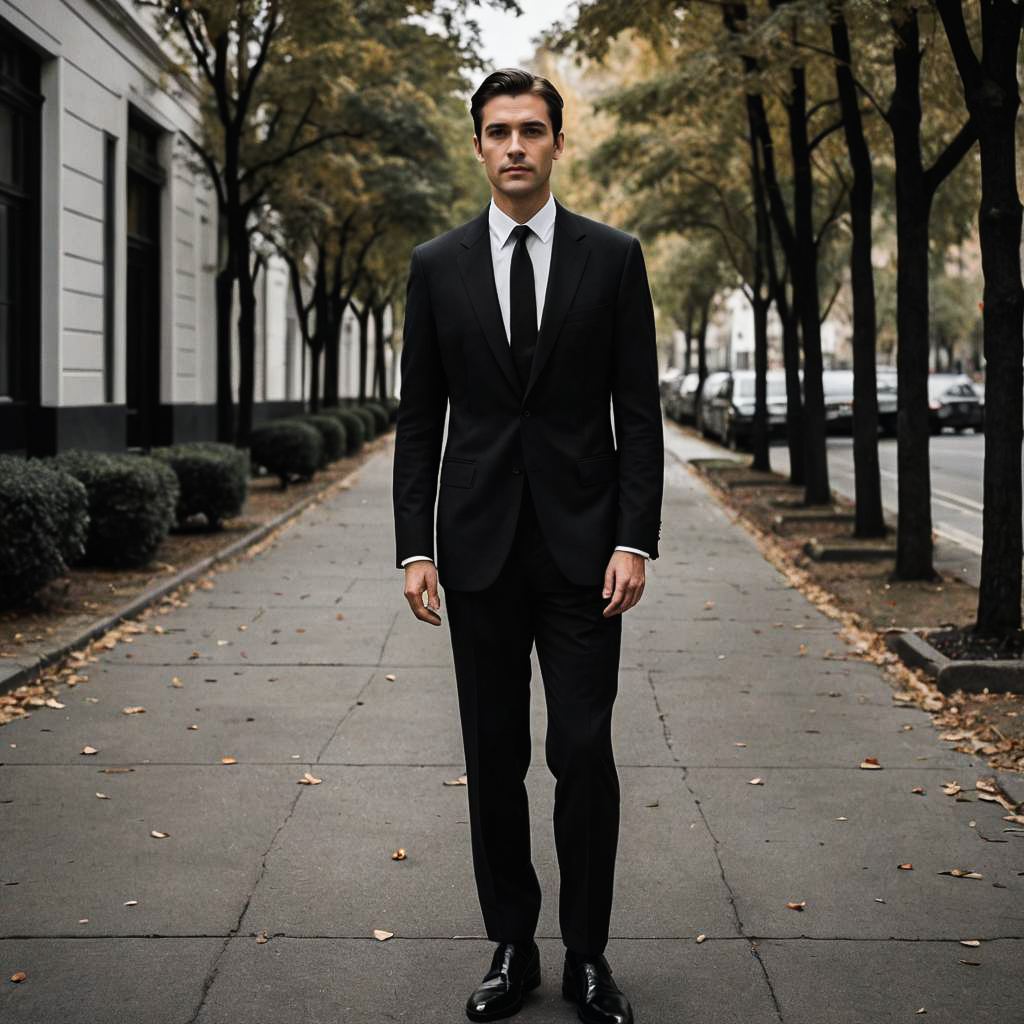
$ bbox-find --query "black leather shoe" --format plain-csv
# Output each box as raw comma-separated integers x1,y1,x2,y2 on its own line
465,940,541,1022
561,951,634,1024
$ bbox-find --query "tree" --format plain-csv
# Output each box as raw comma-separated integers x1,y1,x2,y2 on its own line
936,0,1024,637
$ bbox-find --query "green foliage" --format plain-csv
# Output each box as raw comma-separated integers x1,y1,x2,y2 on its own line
151,442,250,529
360,401,389,434
0,456,89,607
249,421,323,486
288,413,347,464
51,450,179,569
349,404,377,441
323,407,366,454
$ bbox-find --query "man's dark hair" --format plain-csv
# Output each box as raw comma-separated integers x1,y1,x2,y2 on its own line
470,68,564,140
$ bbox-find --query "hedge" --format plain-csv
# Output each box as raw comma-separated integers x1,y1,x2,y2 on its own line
323,407,365,455
51,450,179,568
361,400,389,434
0,455,89,607
288,413,346,465
350,404,377,441
249,420,322,487
151,441,249,529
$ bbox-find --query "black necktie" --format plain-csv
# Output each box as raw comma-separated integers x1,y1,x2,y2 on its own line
509,224,537,392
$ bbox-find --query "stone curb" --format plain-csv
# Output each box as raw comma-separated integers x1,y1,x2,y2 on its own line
803,538,897,562
884,630,1024,695
0,455,374,699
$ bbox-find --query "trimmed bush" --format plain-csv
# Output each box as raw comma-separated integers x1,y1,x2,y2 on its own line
0,455,89,607
350,404,377,441
361,401,389,434
323,408,365,455
288,414,346,465
51,450,179,568
152,441,249,529
384,396,400,423
249,420,322,487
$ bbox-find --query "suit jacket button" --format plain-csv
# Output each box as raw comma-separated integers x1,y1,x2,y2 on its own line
512,466,522,475
522,409,531,417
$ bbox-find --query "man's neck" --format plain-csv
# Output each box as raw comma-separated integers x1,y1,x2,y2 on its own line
491,187,551,225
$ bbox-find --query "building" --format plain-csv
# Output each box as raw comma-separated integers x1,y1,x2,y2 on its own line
0,1,388,456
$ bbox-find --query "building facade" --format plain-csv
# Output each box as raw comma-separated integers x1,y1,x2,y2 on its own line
0,0,388,456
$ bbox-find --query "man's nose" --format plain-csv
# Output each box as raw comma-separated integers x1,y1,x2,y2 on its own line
507,132,526,157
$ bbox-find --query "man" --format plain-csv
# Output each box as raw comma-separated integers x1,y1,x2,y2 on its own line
392,68,663,1024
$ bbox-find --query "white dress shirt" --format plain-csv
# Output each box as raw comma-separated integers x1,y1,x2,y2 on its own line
401,193,649,567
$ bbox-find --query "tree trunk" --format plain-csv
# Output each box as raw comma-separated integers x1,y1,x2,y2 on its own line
786,63,830,506
235,237,257,446
831,3,885,537
890,13,938,580
215,263,235,442
936,0,1024,635
683,303,695,375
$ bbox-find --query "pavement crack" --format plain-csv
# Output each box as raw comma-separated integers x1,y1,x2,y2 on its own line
654,656,787,1024
375,609,402,667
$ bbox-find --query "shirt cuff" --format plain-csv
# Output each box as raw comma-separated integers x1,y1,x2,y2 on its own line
401,555,434,567
615,545,650,559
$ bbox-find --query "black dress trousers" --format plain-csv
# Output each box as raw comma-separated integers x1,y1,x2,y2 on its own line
443,473,623,957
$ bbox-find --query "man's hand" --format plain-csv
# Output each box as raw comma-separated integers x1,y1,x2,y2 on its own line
404,561,442,626
602,551,646,617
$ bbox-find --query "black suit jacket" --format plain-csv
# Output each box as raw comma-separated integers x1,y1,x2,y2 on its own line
392,199,664,592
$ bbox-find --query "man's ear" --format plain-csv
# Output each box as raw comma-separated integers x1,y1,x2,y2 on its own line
552,131,565,160
472,135,485,163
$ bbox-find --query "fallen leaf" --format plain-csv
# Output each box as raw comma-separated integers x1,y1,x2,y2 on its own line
188,724,198,731
749,777,764,785
95,792,109,799
391,848,407,860
150,830,169,839
734,742,747,748
898,863,913,870
695,933,706,943
221,756,238,765
703,600,715,610
798,643,808,656
911,787,926,795
960,940,981,947
124,900,138,906
444,774,468,786
154,625,166,635
255,930,269,944
860,757,882,770
915,1009,926,1015
298,772,322,785
44,698,65,709
939,869,983,879
874,898,886,903
122,706,146,715
385,674,397,681
81,745,98,755
10,971,26,982
835,816,848,821
373,929,394,941
958,960,981,967
785,901,806,911
646,800,660,808
942,782,962,796
171,676,183,687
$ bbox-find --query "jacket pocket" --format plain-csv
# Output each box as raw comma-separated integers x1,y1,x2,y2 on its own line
440,458,476,489
563,301,614,325
577,452,617,486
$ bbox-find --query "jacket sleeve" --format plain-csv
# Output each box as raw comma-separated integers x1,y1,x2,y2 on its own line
392,247,448,568
611,236,664,559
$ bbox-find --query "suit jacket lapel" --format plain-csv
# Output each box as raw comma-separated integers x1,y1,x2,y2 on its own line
456,208,520,396
526,200,590,400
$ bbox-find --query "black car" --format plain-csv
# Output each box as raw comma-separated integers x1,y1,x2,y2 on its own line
701,370,790,450
928,373,983,434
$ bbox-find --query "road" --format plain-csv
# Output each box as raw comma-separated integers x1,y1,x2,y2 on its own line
759,430,989,586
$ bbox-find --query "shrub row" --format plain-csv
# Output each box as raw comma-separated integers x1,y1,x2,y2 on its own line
1,401,395,605
248,401,394,486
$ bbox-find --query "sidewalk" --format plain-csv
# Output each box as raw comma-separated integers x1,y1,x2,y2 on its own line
1,429,1021,1024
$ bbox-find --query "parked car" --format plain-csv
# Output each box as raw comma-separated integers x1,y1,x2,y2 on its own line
701,369,790,450
928,373,983,434
696,371,731,438
668,372,702,423
821,366,899,436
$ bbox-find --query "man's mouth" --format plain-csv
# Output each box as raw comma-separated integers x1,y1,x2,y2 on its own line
504,166,530,173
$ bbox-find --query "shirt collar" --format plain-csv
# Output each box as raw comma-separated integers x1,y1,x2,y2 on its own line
489,192,557,249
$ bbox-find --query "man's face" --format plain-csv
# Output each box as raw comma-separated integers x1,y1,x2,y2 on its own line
473,92,564,201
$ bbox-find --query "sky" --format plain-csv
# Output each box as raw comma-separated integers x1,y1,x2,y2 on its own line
473,0,576,69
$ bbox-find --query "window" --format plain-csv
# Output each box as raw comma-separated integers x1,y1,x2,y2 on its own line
0,26,40,408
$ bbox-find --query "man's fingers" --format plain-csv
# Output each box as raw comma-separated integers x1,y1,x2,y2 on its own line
602,565,616,599
426,577,441,612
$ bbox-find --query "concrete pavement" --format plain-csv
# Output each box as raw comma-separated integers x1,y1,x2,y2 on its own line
1,427,1021,1023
